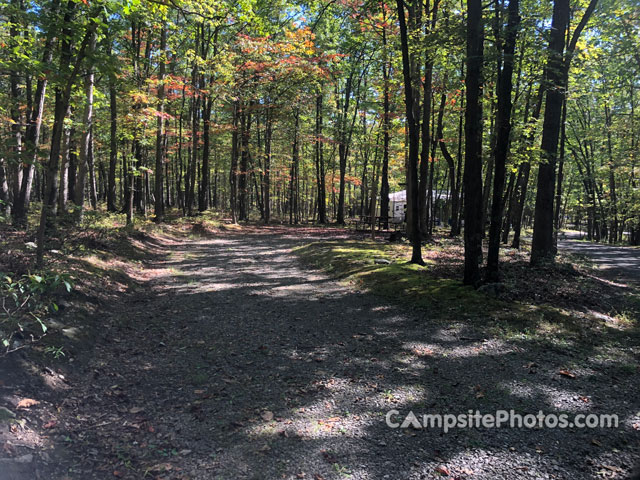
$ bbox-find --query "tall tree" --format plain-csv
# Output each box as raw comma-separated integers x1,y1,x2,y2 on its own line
462,0,485,285
531,0,597,263
486,0,520,281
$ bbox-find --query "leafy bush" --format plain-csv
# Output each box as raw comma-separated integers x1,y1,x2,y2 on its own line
0,272,73,353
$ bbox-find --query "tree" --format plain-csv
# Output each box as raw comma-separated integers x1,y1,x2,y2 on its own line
486,0,520,281
463,0,484,285
531,0,598,263
396,0,424,265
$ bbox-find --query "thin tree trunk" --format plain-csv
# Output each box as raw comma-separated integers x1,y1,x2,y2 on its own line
315,93,327,224
74,28,96,217
88,127,98,209
487,0,520,281
13,0,60,225
107,64,118,212
380,25,391,229
154,26,167,221
396,0,424,264
229,101,239,223
37,11,95,265
263,107,272,223
58,105,72,213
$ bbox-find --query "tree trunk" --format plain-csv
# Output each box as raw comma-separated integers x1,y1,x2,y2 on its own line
58,105,72,213
380,27,391,230
419,62,433,237
229,101,239,223
315,94,327,224
74,28,96,217
154,26,167,221
396,0,424,264
13,0,59,225
553,97,568,245
531,0,597,263
239,104,251,221
107,66,118,212
88,127,98,209
37,9,95,265
336,77,352,224
263,107,272,223
486,0,520,281
462,0,484,285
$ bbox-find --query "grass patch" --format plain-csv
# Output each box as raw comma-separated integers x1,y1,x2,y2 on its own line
294,240,494,319
294,239,640,354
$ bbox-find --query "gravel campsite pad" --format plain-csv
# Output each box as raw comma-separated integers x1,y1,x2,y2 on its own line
1,228,639,479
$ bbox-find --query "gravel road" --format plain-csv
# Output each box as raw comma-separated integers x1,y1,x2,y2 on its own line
4,228,639,479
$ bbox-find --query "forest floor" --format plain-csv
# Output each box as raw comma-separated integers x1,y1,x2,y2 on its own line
0,220,639,479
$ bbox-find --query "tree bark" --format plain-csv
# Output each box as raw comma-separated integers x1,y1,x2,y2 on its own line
487,0,520,281
107,69,118,212
154,26,167,221
74,28,97,216
396,0,424,264
463,0,485,285
531,0,597,263
380,26,391,230
315,94,327,224
13,0,60,225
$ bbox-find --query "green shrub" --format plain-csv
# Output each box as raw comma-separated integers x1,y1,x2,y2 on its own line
0,272,73,353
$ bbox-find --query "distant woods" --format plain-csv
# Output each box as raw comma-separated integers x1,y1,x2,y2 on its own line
0,0,638,278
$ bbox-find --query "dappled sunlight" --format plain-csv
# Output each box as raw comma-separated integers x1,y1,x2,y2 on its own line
6,230,636,478
499,381,594,413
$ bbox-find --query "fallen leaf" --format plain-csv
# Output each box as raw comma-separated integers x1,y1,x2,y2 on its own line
43,420,58,429
435,465,450,475
558,370,576,378
261,410,274,421
17,398,39,409
600,465,623,473
591,439,602,447
129,407,144,414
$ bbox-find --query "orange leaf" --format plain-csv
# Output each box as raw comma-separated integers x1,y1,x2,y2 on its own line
17,398,39,408
435,465,450,475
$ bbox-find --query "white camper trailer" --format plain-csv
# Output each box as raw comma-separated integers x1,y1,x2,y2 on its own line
388,190,451,225
388,190,407,221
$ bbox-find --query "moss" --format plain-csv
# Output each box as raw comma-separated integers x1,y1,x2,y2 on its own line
294,240,640,356
294,240,494,319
